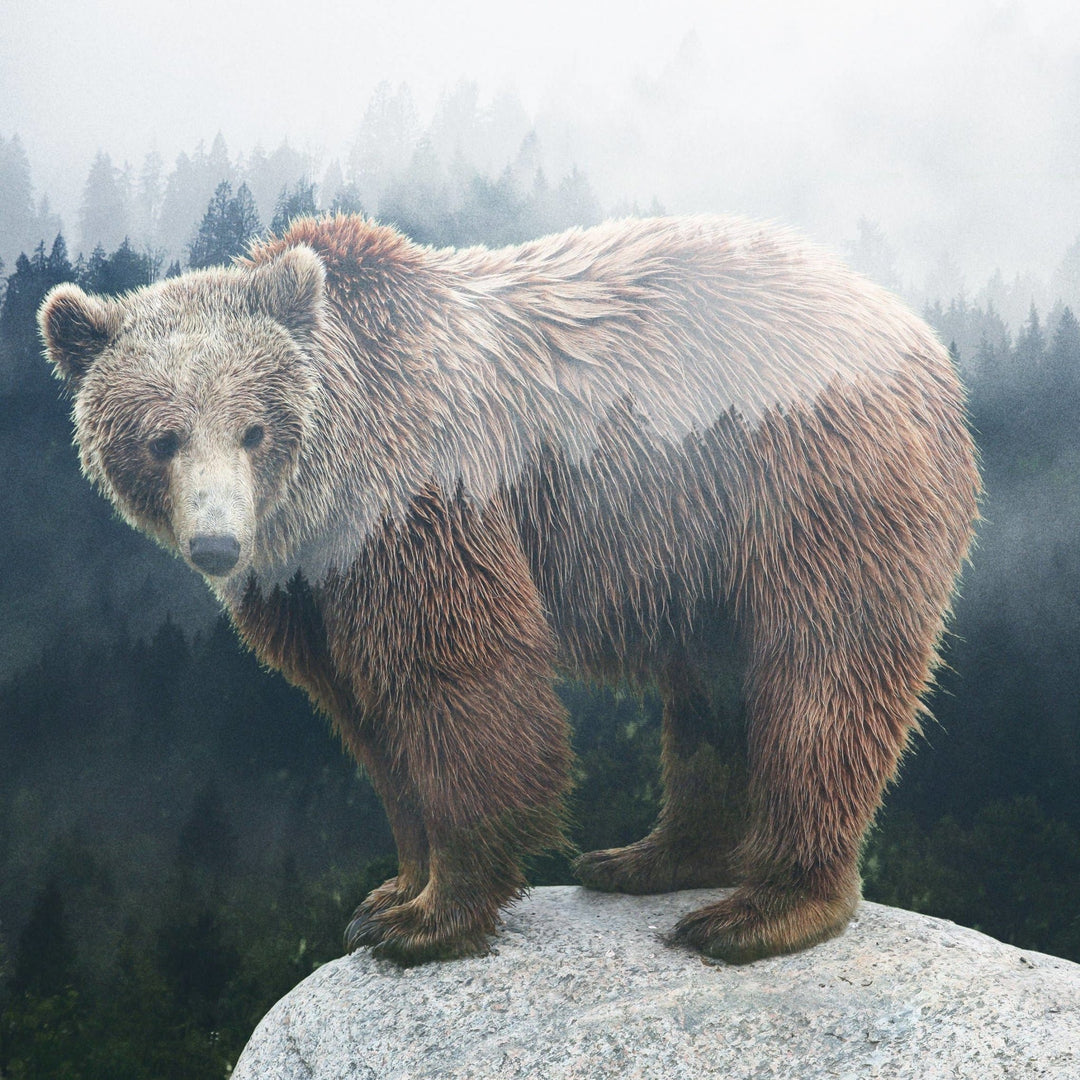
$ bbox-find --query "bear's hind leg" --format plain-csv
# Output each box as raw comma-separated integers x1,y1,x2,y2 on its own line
671,639,918,963
575,653,747,894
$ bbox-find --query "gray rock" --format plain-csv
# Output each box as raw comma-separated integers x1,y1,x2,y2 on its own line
231,886,1079,1079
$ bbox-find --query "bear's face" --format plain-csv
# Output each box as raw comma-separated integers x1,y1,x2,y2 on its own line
39,247,326,583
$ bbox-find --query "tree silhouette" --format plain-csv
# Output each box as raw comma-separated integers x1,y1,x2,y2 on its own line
0,235,75,394
78,150,131,255
347,81,419,211
187,181,262,268
78,238,157,297
270,180,318,236
846,218,902,292
0,135,36,270
8,878,76,999
1015,302,1046,367
245,141,314,223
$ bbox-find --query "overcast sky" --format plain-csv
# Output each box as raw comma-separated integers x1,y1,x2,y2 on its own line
3,0,1080,292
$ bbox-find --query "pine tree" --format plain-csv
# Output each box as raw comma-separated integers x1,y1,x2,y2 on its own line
347,82,419,211
134,150,165,247
846,218,902,293
158,140,234,268
925,250,966,307
1015,302,1046,367
1047,305,1080,393
320,159,346,212
329,182,365,216
230,182,261,250
187,181,262,269
0,235,75,382
245,140,313,223
159,151,209,264
1049,305,1080,365
78,151,131,255
0,134,36,269
33,194,62,249
552,166,601,231
1052,235,1080,310
270,179,317,236
78,238,157,296
9,878,77,999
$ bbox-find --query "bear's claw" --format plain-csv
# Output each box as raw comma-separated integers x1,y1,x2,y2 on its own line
345,887,498,965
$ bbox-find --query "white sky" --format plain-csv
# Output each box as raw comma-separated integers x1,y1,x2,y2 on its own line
3,0,1080,290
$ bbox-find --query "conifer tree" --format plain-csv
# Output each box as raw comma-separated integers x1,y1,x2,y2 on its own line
1049,305,1080,369
0,235,74,374
0,135,36,268
270,179,318,235
79,238,157,296
78,151,131,255
187,181,262,268
1015,301,1046,367
134,150,165,247
846,218,902,292
347,81,419,210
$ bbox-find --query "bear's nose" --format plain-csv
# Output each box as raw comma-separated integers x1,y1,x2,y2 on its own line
189,534,241,576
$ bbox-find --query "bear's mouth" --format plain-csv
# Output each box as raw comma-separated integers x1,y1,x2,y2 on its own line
189,533,242,576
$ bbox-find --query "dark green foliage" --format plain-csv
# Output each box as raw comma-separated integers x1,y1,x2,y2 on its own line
1,117,1080,1075
8,879,76,1000
864,799,1080,959
78,239,158,297
187,181,262,269
529,684,662,886
0,620,394,1077
270,180,318,236
1,235,75,386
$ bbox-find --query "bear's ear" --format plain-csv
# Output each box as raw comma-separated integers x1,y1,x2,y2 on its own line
38,283,123,387
251,245,326,348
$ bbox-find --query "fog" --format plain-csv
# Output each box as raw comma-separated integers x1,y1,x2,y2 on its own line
4,6,1080,1069
3,0,1080,295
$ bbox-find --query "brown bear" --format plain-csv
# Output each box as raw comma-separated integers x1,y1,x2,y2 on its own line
39,214,980,966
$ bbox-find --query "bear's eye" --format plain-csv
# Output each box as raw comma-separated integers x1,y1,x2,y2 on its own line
148,431,181,462
242,424,265,451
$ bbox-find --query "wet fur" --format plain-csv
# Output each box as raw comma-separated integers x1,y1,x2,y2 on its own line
40,215,980,965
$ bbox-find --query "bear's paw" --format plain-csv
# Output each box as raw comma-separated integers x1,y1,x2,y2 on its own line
670,880,859,965
574,837,737,895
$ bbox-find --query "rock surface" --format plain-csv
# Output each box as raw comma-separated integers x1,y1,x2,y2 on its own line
232,886,1079,1079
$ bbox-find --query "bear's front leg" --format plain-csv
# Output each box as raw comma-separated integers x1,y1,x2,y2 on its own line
340,493,572,964
359,663,571,964
342,743,430,951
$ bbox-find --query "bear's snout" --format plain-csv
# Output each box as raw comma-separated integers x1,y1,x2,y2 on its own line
189,533,241,576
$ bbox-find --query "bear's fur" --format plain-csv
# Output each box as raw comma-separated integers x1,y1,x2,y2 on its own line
39,215,980,965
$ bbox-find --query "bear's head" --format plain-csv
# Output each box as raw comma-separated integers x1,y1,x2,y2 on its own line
39,246,327,585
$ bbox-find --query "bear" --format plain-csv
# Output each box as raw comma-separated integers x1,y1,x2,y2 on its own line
39,214,980,966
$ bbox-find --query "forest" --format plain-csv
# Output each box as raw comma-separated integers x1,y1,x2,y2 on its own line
1,89,1080,1077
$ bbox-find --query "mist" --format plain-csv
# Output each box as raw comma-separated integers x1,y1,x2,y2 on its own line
3,0,1080,300
3,2,1080,1074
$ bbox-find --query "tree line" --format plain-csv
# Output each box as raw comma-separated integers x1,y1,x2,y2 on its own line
0,82,613,282
1,152,1079,1076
